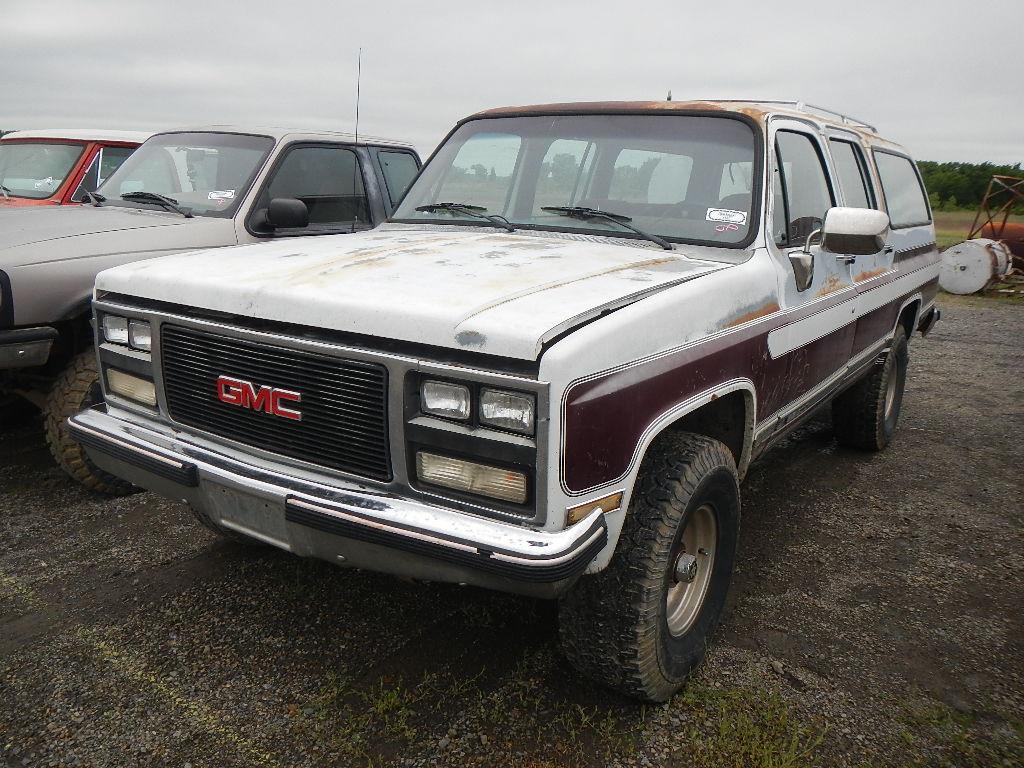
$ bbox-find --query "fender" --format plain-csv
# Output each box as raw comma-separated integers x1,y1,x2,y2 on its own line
560,377,757,497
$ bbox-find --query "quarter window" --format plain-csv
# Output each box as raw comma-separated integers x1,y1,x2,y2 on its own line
378,150,419,206
774,131,835,246
874,151,931,228
262,145,369,229
828,139,873,209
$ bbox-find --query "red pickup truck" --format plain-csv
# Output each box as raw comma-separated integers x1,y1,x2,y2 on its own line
0,130,149,207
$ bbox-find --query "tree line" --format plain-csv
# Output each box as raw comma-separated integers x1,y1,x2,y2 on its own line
918,161,1023,212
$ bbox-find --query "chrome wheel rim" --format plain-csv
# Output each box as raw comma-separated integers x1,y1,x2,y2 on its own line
666,503,717,637
884,357,900,420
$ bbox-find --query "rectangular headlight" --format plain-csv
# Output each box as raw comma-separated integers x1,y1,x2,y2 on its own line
479,388,535,434
421,380,471,420
101,315,129,345
128,319,152,351
106,368,156,406
416,451,527,504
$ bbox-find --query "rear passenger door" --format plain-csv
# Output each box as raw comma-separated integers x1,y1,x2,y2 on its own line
767,119,855,404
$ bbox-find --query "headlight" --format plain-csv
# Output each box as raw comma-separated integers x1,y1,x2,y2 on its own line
102,315,129,345
101,315,151,352
128,319,152,351
421,380,471,420
416,451,527,504
479,388,535,434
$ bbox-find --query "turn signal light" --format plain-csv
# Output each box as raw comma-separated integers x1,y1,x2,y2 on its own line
416,451,527,504
106,368,157,407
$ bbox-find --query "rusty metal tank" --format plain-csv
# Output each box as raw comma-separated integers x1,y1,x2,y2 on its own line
980,222,1024,260
939,239,1013,294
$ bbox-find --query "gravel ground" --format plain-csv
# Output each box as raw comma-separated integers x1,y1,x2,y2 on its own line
1,293,1021,768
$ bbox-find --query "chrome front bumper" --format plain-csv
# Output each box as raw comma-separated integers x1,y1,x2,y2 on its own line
69,407,606,597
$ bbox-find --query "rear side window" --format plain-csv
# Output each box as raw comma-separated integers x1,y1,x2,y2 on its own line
828,139,873,209
873,151,930,228
378,150,419,206
775,131,835,246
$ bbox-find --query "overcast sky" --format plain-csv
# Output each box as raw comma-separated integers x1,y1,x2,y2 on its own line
2,1,1021,164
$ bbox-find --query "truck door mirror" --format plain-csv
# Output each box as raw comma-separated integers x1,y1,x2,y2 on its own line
266,197,309,229
818,207,890,256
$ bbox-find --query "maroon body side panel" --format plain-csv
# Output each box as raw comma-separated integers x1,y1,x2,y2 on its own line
560,252,938,494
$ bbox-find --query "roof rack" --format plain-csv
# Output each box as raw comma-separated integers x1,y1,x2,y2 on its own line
693,99,878,133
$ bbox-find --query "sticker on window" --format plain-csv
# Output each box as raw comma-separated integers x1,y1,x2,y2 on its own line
208,190,236,200
706,208,747,225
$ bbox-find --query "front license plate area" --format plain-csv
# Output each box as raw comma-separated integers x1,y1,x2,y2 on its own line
204,481,289,547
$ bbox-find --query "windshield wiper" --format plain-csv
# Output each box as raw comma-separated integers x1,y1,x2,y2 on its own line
0,184,10,200
415,202,515,232
541,206,673,250
121,191,193,218
81,190,105,207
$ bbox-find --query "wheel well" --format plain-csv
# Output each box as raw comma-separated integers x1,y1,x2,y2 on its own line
897,300,920,339
46,313,94,374
661,390,750,477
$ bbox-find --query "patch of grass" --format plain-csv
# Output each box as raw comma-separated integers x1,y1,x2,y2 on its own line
898,701,1024,768
670,682,825,768
932,209,1024,251
291,667,482,763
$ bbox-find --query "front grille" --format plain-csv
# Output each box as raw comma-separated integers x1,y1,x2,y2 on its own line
160,325,390,481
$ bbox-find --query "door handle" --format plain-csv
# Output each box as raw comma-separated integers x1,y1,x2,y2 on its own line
835,254,856,265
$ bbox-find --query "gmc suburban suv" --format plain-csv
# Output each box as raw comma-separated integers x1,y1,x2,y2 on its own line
0,127,420,490
69,101,940,701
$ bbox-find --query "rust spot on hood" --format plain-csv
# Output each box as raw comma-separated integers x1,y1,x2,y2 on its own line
815,274,845,297
725,301,780,328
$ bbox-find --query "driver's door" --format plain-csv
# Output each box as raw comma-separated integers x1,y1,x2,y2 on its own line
766,119,856,417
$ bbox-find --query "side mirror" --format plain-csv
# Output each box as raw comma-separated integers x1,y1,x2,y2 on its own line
817,207,890,256
266,197,309,229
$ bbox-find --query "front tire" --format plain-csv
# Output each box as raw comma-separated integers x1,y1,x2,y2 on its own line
832,326,909,451
44,351,137,495
558,432,740,702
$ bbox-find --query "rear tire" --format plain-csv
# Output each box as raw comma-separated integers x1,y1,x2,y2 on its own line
558,432,740,702
44,351,137,495
832,326,909,451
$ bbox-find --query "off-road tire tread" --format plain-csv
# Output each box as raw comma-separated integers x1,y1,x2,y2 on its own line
44,351,137,496
832,327,909,451
558,432,738,702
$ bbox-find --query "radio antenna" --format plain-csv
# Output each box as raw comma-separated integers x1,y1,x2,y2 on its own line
351,47,362,233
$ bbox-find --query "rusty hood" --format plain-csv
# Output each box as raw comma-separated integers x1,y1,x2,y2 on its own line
97,227,731,360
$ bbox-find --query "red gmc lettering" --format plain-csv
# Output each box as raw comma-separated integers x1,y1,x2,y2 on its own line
216,375,302,421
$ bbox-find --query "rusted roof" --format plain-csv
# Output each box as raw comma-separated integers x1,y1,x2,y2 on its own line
468,100,902,148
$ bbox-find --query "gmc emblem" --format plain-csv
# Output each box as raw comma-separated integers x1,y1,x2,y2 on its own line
216,375,302,421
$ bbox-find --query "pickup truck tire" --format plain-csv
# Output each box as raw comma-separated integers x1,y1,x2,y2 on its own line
558,432,740,702
44,351,137,496
832,326,909,451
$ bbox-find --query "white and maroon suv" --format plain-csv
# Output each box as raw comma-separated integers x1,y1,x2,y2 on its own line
70,101,940,702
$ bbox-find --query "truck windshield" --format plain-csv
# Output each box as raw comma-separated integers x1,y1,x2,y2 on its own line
100,132,274,218
393,114,759,248
0,141,85,199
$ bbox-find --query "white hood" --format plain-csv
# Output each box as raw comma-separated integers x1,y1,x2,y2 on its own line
98,227,731,360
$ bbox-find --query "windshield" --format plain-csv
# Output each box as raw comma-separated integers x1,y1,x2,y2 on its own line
394,114,759,247
99,132,274,218
0,141,85,199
